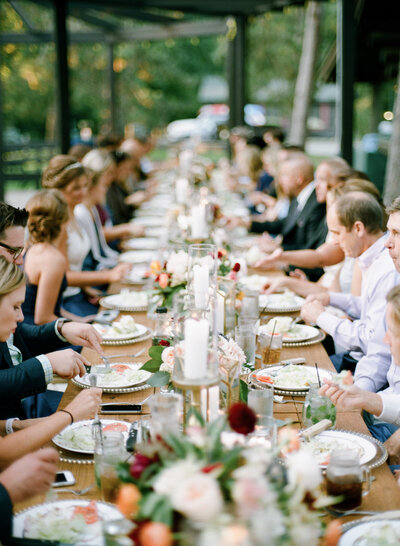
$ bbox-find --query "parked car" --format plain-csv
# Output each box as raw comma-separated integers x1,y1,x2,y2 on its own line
166,104,266,142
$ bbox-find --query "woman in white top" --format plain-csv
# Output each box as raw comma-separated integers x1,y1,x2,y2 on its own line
42,155,130,317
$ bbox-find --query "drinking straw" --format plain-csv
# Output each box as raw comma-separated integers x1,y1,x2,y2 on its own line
268,319,277,356
315,362,321,387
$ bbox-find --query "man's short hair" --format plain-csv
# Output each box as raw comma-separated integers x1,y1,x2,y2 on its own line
334,191,384,233
0,202,29,240
386,196,400,215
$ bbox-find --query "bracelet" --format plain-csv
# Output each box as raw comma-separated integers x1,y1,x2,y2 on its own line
5,417,20,435
58,409,74,424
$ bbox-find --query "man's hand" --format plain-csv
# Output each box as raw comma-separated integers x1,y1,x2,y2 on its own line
257,233,281,254
304,293,331,306
300,299,325,324
385,429,400,465
46,348,91,378
319,382,366,412
0,448,59,504
262,277,286,294
255,247,284,269
61,322,103,355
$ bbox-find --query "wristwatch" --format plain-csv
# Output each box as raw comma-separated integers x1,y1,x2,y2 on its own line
56,318,72,338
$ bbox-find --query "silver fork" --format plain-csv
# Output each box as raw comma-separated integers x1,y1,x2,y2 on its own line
55,483,96,496
88,374,100,423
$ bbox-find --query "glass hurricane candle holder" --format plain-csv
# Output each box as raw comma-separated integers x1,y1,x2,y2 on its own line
187,244,217,308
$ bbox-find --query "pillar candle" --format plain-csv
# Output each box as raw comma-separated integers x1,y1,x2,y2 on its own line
193,263,209,309
184,317,209,380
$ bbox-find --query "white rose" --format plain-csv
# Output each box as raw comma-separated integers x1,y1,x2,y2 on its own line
153,460,201,496
171,473,224,522
218,337,246,367
232,475,274,518
249,507,285,544
286,448,322,493
160,346,174,373
167,251,188,286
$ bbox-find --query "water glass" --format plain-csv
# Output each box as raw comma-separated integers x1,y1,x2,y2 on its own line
235,323,256,367
241,289,259,318
248,385,275,437
97,432,126,503
148,393,183,436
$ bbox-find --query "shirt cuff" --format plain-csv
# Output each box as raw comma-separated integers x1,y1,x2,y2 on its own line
377,393,400,425
55,319,68,342
36,355,54,384
316,311,341,336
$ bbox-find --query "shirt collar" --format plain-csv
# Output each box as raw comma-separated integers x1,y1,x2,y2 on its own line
358,233,387,271
295,181,316,212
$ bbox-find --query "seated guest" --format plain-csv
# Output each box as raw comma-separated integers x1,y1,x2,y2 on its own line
81,149,144,245
42,155,130,316
0,256,101,419
75,167,120,271
249,154,328,280
0,449,59,542
301,192,400,391
320,284,400,444
260,178,383,298
106,150,147,225
22,189,71,324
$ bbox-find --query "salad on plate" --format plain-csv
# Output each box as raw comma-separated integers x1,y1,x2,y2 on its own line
53,420,129,454
13,500,123,545
77,363,151,389
101,289,148,310
259,317,319,342
94,316,146,340
253,364,332,390
259,290,305,311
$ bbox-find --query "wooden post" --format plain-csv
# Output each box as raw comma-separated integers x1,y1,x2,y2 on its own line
53,0,70,153
383,58,400,205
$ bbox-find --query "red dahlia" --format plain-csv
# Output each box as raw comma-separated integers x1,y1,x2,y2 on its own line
228,402,256,435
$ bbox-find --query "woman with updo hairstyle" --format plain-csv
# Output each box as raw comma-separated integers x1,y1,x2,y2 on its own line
42,154,130,317
22,189,70,324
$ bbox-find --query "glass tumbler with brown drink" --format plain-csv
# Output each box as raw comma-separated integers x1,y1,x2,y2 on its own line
325,449,371,511
259,332,282,367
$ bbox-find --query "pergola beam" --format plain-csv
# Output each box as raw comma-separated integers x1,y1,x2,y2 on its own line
8,0,40,32
68,7,120,31
0,17,228,44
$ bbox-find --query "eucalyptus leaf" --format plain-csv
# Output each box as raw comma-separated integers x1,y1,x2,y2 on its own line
147,371,170,387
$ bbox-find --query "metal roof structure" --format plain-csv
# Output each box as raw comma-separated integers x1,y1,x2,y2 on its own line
1,0,399,200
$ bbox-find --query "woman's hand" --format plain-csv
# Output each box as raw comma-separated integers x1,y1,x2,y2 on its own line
65,388,102,422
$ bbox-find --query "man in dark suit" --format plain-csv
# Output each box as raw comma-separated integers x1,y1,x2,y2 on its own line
0,202,103,422
250,154,327,280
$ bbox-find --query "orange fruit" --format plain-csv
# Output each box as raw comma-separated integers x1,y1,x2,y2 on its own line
116,483,141,518
138,522,173,546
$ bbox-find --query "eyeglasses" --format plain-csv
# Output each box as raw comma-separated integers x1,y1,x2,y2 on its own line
0,241,25,260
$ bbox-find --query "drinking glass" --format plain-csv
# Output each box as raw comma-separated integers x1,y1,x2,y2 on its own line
326,449,371,510
302,383,336,427
235,322,256,368
241,289,259,318
97,432,126,503
148,393,183,436
247,385,275,439
259,332,282,366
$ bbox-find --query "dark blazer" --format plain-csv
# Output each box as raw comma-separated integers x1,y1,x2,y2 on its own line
0,321,67,419
250,187,328,280
0,484,12,543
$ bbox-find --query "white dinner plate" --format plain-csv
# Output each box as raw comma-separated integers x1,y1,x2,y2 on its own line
53,419,130,454
76,362,151,389
125,264,149,283
13,500,123,545
259,293,305,312
339,520,400,545
100,291,148,311
94,321,148,341
259,323,320,342
120,250,154,264
304,429,378,467
253,364,332,392
239,275,269,292
130,216,165,227
145,227,164,237
124,237,159,250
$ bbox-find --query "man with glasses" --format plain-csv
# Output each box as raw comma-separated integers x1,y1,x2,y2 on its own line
0,202,103,421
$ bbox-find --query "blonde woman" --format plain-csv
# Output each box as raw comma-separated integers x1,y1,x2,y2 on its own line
0,257,102,467
42,155,130,316
22,189,71,324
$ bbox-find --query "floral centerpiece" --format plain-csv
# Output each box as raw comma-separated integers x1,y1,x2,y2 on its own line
217,248,241,280
116,404,332,546
149,250,188,308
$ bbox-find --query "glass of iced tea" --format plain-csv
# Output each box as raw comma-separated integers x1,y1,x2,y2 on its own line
259,332,282,367
326,450,371,510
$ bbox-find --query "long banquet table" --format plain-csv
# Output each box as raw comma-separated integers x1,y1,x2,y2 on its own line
14,294,400,522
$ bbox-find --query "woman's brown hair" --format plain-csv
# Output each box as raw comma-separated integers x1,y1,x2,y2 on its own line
42,155,85,190
26,189,69,243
